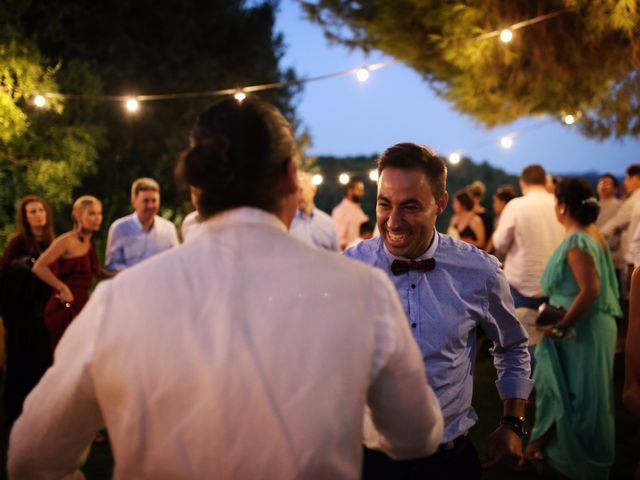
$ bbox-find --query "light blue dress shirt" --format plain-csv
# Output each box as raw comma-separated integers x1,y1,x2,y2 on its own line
105,213,179,272
345,231,533,442
290,207,340,252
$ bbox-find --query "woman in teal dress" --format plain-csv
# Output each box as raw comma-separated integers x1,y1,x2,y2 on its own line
527,177,621,480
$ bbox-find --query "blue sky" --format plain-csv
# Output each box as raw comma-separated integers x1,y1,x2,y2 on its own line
275,1,639,176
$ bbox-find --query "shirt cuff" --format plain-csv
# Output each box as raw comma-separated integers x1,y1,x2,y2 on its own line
495,377,535,400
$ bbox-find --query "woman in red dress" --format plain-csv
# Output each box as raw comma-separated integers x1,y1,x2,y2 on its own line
33,196,102,351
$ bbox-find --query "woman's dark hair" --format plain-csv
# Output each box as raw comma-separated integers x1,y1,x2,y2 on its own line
555,177,600,226
176,97,295,218
454,189,474,211
14,195,54,255
494,184,517,204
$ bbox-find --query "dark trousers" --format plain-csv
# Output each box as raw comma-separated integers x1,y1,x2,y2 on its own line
361,438,482,480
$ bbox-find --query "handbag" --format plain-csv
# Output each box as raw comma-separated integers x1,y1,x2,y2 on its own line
536,303,566,326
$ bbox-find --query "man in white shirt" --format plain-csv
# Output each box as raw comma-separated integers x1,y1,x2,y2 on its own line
492,166,563,359
332,177,369,250
492,164,563,314
9,98,443,479
290,172,340,251
104,177,179,272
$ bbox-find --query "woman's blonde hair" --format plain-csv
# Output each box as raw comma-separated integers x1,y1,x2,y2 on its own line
72,195,101,226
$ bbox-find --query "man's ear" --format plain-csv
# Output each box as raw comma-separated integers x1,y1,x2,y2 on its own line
436,191,449,215
283,158,299,195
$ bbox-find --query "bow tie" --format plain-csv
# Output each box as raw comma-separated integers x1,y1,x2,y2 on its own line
390,258,436,276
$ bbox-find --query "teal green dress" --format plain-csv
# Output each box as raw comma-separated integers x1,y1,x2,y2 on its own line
531,231,621,480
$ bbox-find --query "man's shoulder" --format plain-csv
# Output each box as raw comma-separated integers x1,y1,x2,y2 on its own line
313,207,333,222
436,233,501,274
344,236,382,264
109,214,136,233
154,215,178,232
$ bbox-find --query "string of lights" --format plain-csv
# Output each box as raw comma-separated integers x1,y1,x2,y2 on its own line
26,8,579,182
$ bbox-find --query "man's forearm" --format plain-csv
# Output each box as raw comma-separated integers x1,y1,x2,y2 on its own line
502,398,526,417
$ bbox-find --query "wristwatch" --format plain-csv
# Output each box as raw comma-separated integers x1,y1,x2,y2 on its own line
500,415,528,438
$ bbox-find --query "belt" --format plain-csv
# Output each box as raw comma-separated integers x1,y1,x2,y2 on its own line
438,431,469,452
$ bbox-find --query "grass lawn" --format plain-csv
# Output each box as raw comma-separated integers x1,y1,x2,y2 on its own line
0,354,637,479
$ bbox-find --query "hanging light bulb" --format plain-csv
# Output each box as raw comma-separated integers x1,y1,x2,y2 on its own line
563,114,575,125
500,136,513,149
125,98,139,112
499,29,513,43
369,169,379,182
34,95,46,107
234,91,247,102
339,173,350,185
311,174,323,186
448,152,461,164
356,68,370,82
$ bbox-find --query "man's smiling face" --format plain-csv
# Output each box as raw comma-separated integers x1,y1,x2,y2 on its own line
376,166,448,259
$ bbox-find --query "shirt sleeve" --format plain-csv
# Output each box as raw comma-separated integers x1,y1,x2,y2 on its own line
491,201,516,255
479,267,534,400
364,269,444,460
105,223,126,272
601,197,634,237
8,283,110,479
631,207,640,268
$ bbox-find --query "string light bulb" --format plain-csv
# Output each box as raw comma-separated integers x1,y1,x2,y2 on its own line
448,152,461,164
311,174,323,186
125,98,139,112
500,136,513,149
34,95,46,107
369,169,379,182
234,91,247,102
356,68,370,82
499,29,513,43
339,173,350,185
563,114,575,125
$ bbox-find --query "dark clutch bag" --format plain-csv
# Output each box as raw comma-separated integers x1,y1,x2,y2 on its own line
9,256,36,271
536,303,566,326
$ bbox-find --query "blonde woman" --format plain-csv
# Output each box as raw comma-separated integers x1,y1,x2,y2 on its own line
33,196,102,350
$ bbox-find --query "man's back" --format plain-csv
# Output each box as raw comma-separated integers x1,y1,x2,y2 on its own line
10,208,441,479
492,190,563,297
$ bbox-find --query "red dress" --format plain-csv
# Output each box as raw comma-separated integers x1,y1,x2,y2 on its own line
44,243,98,351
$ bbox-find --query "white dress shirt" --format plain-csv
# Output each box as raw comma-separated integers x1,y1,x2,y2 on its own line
602,189,640,266
9,207,443,480
105,213,179,271
290,207,340,251
492,188,564,297
332,198,369,249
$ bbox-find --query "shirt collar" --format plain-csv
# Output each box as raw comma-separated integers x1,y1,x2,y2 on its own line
131,212,155,232
205,207,288,233
381,228,439,261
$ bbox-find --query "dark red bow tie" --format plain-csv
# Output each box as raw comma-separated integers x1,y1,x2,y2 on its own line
390,258,436,276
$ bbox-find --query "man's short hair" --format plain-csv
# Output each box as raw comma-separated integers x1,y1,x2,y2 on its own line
131,177,160,203
345,178,363,193
377,143,447,200
626,164,640,178
599,173,619,188
520,164,547,186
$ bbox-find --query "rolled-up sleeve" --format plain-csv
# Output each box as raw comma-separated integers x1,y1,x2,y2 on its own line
480,267,534,400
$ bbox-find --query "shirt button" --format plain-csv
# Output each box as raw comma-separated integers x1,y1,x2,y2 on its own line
411,323,417,328
411,284,416,289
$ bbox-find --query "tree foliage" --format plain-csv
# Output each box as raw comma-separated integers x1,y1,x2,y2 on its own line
1,0,301,247
301,0,640,139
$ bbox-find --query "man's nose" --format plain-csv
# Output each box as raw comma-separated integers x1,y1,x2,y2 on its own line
387,208,402,228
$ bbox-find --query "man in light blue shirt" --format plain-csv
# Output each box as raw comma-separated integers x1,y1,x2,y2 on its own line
105,178,179,272
290,172,339,252
345,143,533,479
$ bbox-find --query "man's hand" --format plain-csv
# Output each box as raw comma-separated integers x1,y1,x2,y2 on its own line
482,424,523,471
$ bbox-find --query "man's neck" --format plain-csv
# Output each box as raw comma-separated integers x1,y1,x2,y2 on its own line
136,213,155,231
522,185,547,195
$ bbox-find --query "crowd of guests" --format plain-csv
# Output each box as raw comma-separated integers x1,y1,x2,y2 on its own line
0,96,638,479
